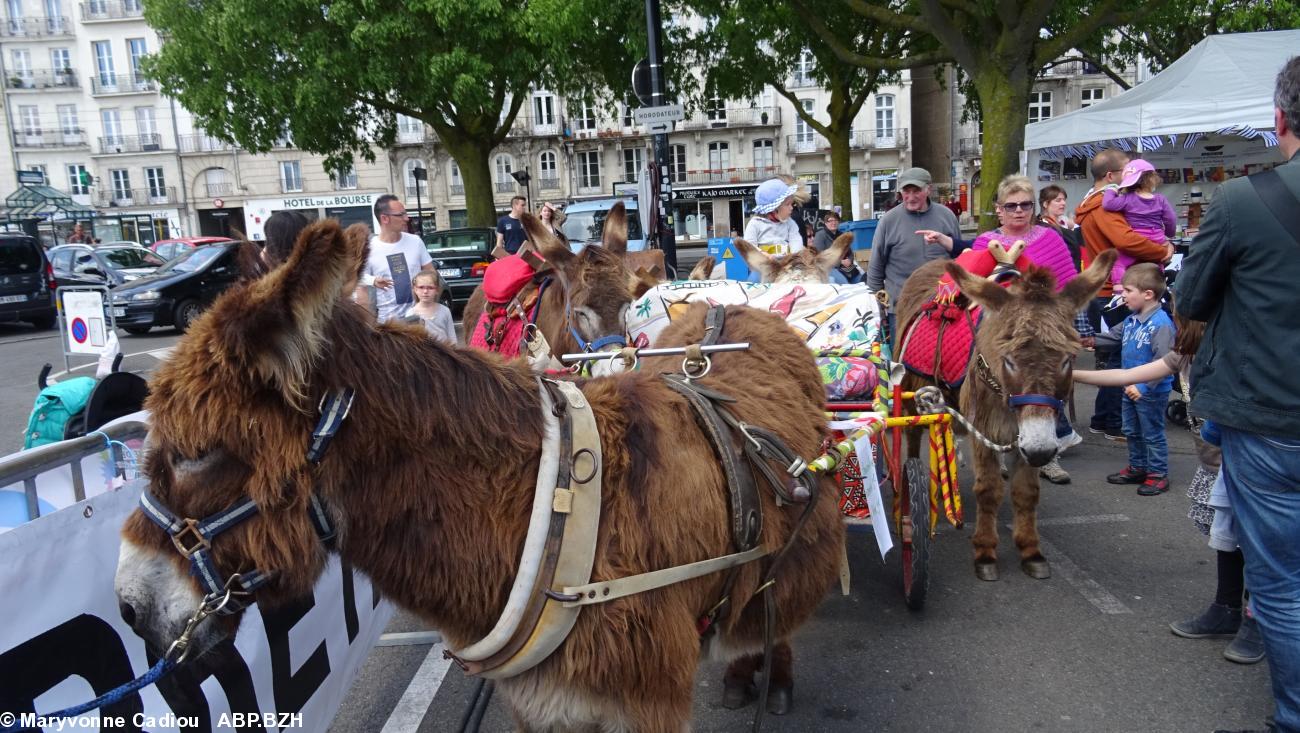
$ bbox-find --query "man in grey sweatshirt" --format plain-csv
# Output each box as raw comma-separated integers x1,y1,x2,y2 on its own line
866,167,962,332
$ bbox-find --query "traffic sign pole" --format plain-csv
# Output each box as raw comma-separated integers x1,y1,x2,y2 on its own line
643,0,677,274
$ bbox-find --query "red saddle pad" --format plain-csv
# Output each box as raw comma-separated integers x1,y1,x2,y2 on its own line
899,301,981,388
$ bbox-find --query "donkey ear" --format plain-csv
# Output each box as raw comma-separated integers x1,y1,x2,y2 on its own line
522,212,574,269
734,238,774,281
628,267,659,298
1061,248,1116,312
814,233,854,278
689,255,718,281
603,202,628,255
213,219,362,405
945,261,1012,312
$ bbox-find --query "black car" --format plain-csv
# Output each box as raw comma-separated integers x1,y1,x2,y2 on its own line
423,228,494,309
108,242,242,334
49,244,166,288
0,232,56,329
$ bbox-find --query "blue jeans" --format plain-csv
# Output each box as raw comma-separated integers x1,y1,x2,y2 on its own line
1121,390,1169,476
1219,426,1300,733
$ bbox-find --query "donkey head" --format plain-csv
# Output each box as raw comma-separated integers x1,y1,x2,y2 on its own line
945,249,1116,466
525,203,644,361
735,234,853,284
115,220,370,661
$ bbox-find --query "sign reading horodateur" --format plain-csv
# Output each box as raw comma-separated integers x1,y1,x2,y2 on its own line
0,484,394,732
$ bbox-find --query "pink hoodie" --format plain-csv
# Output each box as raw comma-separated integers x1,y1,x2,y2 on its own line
971,225,1076,291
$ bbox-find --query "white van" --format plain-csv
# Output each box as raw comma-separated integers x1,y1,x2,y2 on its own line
559,197,647,254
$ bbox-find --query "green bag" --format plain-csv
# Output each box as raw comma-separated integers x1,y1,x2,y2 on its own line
23,377,96,449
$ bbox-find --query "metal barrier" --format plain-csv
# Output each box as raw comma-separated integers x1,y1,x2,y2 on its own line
0,419,146,523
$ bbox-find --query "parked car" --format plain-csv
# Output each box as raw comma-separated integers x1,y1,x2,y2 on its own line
422,228,494,309
150,236,232,261
561,198,647,253
0,232,56,329
109,242,241,334
49,244,166,288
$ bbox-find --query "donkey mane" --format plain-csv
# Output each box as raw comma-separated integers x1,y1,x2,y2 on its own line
987,265,1081,355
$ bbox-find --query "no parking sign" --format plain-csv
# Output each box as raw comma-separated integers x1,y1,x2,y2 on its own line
61,290,108,355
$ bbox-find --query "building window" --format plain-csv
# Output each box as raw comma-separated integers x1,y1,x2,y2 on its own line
1081,87,1105,108
18,106,39,138
621,99,635,128
127,38,147,77
92,40,115,86
58,104,77,135
706,96,727,125
101,108,122,145
449,209,468,228
708,141,730,178
145,167,166,200
110,169,131,201
334,165,357,190
10,49,31,83
622,147,645,183
795,99,815,144
875,94,895,138
538,150,557,179
578,150,601,189
448,160,463,195
532,92,555,127
669,144,687,184
280,160,303,192
575,101,596,131
494,154,513,190
753,139,774,171
403,158,427,194
67,164,90,195
1028,91,1052,123
50,48,71,79
793,50,815,86
396,114,423,142
135,106,156,140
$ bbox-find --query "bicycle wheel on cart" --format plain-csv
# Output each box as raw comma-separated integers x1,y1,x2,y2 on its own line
901,457,931,610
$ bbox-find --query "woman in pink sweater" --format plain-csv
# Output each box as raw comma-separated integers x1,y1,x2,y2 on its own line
970,174,1077,291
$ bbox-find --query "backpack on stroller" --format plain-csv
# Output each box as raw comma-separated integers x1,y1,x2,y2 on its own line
23,355,149,450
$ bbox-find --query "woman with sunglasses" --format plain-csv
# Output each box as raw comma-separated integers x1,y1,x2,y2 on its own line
970,174,1077,291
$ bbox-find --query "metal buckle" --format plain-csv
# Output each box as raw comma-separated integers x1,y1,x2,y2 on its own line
171,518,210,558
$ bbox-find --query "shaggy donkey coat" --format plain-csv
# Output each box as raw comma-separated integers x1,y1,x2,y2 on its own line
892,250,1114,581
115,220,844,731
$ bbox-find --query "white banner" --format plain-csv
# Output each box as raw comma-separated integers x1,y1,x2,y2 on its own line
0,484,394,732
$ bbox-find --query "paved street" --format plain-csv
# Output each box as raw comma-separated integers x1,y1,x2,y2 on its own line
0,321,1275,732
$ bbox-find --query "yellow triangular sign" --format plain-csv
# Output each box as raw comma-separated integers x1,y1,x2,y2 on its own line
721,248,733,259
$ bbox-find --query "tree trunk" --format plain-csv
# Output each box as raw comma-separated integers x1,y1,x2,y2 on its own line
441,135,497,228
971,70,1031,231
827,125,853,218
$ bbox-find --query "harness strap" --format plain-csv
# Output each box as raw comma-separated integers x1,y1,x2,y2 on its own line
559,546,768,607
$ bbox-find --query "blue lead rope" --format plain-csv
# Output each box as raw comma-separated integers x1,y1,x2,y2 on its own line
0,657,176,733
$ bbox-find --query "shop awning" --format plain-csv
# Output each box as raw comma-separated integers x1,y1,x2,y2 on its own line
1024,29,1300,155
3,185,98,220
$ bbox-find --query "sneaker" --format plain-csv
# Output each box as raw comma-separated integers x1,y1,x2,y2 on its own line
1103,427,1127,442
1039,457,1071,484
1224,614,1266,664
1058,430,1083,453
1138,475,1170,495
1107,466,1147,484
1170,602,1240,638
1088,425,1110,435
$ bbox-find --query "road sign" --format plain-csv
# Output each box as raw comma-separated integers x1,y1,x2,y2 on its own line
647,121,673,134
634,104,684,125
62,290,107,355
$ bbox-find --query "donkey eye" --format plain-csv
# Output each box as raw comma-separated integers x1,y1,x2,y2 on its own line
1003,356,1017,374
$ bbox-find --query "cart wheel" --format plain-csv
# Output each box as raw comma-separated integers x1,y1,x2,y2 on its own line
1166,399,1187,426
901,457,931,611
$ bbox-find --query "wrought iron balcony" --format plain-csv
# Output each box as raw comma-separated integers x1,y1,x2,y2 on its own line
178,133,235,153
449,183,465,196
89,73,155,95
787,73,818,89
3,15,74,36
853,129,909,150
95,186,177,207
13,130,89,148
5,69,80,89
537,175,561,190
958,137,982,157
205,182,233,197
97,133,165,154
505,115,567,138
494,181,517,193
678,106,781,131
683,166,780,185
80,0,144,22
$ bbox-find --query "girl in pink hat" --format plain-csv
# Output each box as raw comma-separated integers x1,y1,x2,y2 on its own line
1102,159,1177,287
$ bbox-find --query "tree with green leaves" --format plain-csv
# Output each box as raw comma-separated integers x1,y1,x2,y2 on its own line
681,0,944,218
143,0,640,227
797,0,1157,226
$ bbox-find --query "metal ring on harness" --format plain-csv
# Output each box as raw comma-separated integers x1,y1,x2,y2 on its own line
571,448,598,484
682,355,711,380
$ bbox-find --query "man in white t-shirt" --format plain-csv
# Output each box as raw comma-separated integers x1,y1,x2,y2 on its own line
360,194,433,322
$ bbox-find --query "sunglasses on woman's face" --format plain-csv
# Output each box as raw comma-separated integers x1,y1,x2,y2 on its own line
1000,201,1035,212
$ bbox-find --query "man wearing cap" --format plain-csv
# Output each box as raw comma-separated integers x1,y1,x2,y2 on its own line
866,167,961,334
742,178,804,254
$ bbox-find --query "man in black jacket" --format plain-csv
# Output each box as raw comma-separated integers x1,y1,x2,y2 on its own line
1176,55,1300,733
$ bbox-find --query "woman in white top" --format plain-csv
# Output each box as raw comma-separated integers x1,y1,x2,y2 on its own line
742,177,805,254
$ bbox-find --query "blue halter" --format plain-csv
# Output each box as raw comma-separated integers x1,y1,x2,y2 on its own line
565,302,628,353
1007,393,1065,413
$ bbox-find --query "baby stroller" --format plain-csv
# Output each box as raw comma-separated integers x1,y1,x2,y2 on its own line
24,354,149,449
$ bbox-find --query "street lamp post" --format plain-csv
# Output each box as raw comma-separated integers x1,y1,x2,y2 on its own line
511,167,532,212
412,165,427,235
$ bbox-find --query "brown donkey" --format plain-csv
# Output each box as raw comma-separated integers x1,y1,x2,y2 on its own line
461,203,657,366
734,234,853,283
113,220,844,730
893,250,1113,581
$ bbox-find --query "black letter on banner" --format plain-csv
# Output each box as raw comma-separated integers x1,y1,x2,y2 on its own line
263,593,330,715
0,614,144,730
341,559,359,643
153,639,266,733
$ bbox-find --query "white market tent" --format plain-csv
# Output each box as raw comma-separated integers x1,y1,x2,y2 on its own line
1025,29,1300,156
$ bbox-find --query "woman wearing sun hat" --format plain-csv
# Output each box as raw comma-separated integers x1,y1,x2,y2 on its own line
742,177,806,254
